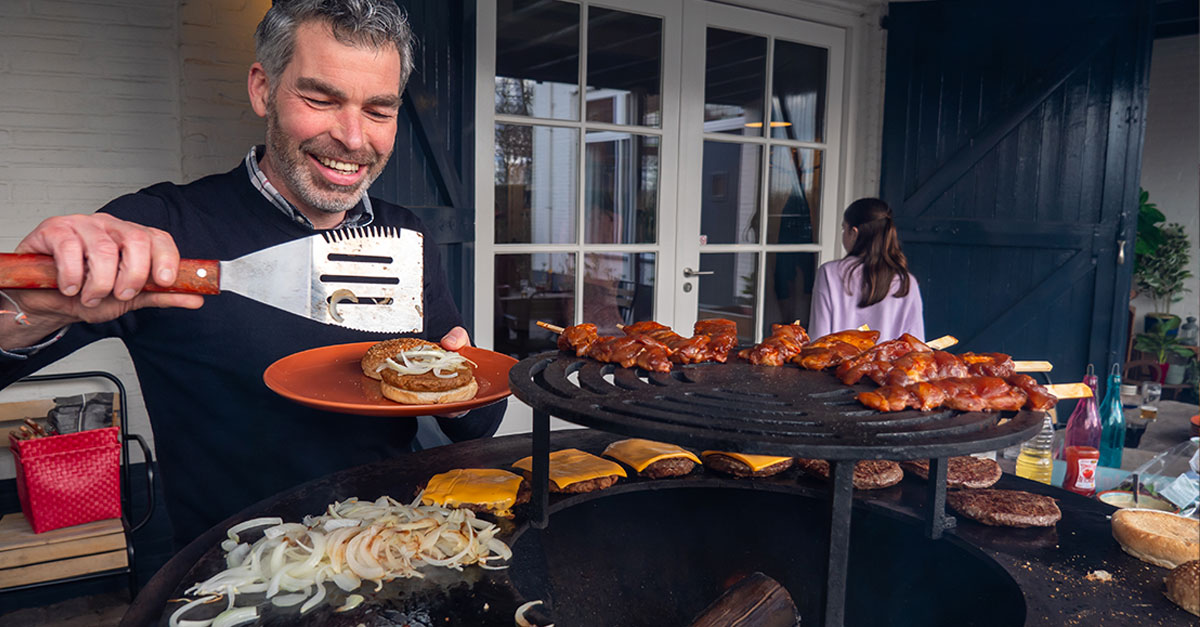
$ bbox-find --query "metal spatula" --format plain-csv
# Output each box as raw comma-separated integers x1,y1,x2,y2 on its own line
0,226,424,333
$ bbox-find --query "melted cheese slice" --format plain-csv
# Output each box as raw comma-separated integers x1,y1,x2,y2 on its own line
421,468,524,517
701,450,792,472
512,448,627,489
603,438,701,473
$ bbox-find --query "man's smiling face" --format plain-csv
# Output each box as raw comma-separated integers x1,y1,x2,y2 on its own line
249,21,402,225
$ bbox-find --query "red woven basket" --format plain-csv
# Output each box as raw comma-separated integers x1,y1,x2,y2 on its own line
9,426,122,533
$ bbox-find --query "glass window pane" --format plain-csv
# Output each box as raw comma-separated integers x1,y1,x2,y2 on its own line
495,124,578,244
704,28,766,136
700,140,760,245
586,7,662,127
762,252,817,339
697,252,758,345
583,252,655,335
766,146,822,244
496,0,580,120
585,132,658,244
495,253,576,359
770,40,828,142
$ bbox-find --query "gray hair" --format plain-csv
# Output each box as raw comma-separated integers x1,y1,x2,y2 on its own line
255,0,415,90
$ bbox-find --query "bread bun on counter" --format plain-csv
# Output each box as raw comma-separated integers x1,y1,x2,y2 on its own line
1111,509,1200,568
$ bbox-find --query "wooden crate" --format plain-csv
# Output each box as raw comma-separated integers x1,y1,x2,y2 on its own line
0,512,127,589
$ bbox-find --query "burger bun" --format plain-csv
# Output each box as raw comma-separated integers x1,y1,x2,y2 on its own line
382,377,478,405
361,338,441,380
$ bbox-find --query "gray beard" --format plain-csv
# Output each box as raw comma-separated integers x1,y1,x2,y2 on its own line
264,107,385,215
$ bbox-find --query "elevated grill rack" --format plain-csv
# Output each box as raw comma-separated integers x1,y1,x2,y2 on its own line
508,352,1044,627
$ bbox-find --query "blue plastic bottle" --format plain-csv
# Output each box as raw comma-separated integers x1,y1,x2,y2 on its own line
1098,364,1125,468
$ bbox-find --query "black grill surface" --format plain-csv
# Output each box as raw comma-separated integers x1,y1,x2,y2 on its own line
509,352,1044,459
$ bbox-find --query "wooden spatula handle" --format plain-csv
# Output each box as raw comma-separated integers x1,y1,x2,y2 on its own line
0,253,220,295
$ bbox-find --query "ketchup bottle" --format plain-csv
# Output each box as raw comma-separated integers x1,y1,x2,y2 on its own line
1062,364,1102,455
1063,445,1100,497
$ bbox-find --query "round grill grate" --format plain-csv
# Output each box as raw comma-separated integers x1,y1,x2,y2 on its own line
509,352,1044,460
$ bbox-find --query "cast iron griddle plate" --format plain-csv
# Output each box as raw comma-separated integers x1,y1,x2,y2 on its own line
136,431,1194,627
508,352,1044,459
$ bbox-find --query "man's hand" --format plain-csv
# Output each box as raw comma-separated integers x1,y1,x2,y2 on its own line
1,214,204,351
438,326,470,351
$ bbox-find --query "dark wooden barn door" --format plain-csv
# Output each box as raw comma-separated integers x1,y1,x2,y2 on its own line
880,0,1154,385
375,0,477,330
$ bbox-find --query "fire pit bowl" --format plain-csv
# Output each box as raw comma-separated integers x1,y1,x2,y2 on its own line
507,484,1025,626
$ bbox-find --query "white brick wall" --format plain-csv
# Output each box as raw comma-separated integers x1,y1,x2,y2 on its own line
1134,34,1200,332
179,0,269,181
0,0,268,479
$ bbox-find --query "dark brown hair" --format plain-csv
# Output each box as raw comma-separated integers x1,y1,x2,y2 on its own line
842,198,911,307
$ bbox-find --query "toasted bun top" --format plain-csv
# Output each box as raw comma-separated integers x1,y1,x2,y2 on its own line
362,338,443,379
1111,509,1200,568
365,338,440,365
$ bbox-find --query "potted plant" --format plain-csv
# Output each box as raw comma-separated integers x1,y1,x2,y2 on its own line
1133,190,1193,334
1133,318,1194,383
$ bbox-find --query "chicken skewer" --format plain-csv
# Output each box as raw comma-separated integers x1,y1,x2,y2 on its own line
858,374,1060,413
738,321,810,366
540,321,672,372
834,333,933,384
620,319,739,364
543,320,1051,379
792,329,882,370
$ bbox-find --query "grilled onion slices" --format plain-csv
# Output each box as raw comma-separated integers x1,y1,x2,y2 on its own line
362,338,479,405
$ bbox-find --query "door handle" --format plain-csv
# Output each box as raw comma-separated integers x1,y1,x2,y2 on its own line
1117,239,1125,265
682,267,714,278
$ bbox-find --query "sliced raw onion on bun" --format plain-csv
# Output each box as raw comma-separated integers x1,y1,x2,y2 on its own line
363,338,479,405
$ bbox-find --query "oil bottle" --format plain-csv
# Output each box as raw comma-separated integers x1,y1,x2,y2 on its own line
1016,407,1057,484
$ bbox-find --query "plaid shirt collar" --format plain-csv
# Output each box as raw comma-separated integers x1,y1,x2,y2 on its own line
243,145,374,229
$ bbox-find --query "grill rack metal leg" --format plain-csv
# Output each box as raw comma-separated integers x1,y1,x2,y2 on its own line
531,409,551,529
822,460,855,627
924,456,957,539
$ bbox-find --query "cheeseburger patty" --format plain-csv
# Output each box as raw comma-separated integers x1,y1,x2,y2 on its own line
946,489,1061,527
640,457,697,479
703,454,793,478
900,456,1002,489
417,479,532,516
795,458,904,490
519,472,621,494
380,365,474,392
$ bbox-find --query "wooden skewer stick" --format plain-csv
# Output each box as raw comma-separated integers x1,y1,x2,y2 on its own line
1046,383,1092,399
926,335,958,350
535,321,565,334
1013,360,1053,372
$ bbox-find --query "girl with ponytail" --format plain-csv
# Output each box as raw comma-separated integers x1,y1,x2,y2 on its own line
808,198,925,341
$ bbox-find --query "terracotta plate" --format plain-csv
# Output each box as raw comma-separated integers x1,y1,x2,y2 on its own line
263,342,517,417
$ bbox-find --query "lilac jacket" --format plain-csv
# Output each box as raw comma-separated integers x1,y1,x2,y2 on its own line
809,256,925,341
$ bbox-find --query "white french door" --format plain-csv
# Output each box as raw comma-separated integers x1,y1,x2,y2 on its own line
474,0,683,358
673,1,845,345
475,0,848,360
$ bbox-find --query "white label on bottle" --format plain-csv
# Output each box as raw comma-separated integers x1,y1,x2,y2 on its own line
1075,458,1098,491
1160,474,1200,510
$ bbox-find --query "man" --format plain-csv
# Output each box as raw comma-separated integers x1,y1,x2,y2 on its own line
0,0,504,547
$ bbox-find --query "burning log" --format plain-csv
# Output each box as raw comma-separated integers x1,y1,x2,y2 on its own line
687,572,799,627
